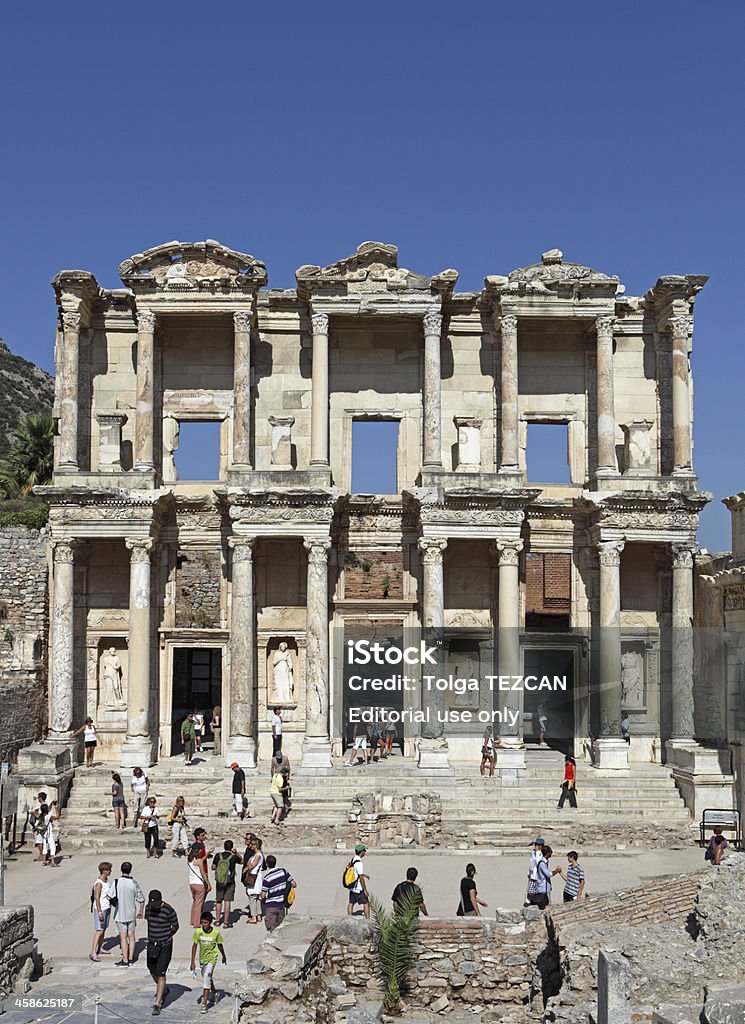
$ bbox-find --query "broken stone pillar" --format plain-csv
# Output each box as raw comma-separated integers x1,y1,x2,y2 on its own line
495,539,525,771
499,314,519,473
232,309,253,469
301,538,333,769
596,315,618,476
95,412,127,471
422,310,443,469
669,314,693,474
454,416,482,472
621,420,653,476
134,309,156,472
121,539,154,767
58,312,81,469
595,540,629,770
226,537,257,767
269,415,295,470
597,949,631,1024
309,312,329,468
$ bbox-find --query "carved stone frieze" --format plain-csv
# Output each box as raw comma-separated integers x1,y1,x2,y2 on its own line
724,584,745,612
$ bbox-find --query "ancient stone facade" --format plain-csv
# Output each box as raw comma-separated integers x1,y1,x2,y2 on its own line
0,526,48,762
26,238,723,798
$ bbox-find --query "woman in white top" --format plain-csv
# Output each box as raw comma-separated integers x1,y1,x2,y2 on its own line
193,709,205,752
90,860,115,960
243,835,264,924
39,802,61,866
140,797,161,859
73,717,99,767
480,727,495,777
130,767,150,827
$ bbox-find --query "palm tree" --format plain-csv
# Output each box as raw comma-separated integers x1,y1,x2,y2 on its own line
0,412,55,498
369,890,421,1015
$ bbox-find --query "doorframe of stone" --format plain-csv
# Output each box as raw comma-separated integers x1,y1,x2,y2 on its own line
519,632,589,757
518,406,586,485
330,604,420,758
158,629,229,759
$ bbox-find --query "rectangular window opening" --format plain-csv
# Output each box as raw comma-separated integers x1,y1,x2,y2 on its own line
172,420,221,481
351,420,399,495
526,422,570,484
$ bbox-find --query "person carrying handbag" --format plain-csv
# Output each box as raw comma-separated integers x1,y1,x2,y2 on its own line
141,797,161,858
557,754,578,809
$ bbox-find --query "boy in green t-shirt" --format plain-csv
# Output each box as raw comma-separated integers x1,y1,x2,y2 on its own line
190,912,226,1013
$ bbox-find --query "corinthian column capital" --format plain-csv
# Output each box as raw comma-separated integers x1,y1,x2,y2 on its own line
311,312,329,335
233,309,252,334
499,314,518,335
423,310,442,337
126,538,154,563
304,537,332,563
137,309,156,333
598,540,625,567
53,538,76,564
495,539,524,566
596,315,616,339
671,544,695,570
668,314,691,341
418,537,448,564
61,311,81,333
229,536,256,563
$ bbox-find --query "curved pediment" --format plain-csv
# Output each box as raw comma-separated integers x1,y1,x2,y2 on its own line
296,241,458,299
506,249,620,295
119,239,267,294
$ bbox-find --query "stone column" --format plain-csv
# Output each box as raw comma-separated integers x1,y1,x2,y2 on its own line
58,312,81,469
669,315,692,473
121,539,154,767
495,539,525,771
48,540,76,738
596,315,618,475
595,540,628,769
134,309,156,472
418,538,451,770
422,311,443,469
232,310,253,469
301,538,333,768
498,315,519,474
225,537,256,766
597,950,632,1024
309,312,329,468
670,544,695,740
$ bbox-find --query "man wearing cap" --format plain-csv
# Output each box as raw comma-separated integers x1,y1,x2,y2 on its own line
230,763,247,819
144,890,179,1016
347,843,370,919
527,837,545,902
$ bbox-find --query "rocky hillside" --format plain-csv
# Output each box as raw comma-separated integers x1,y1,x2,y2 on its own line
0,338,55,450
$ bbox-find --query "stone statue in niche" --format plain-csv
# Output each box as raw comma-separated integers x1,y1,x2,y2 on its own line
271,641,295,704
101,647,125,708
621,650,644,707
162,416,180,482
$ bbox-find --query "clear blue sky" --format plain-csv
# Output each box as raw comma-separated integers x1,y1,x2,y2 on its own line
1,3,742,550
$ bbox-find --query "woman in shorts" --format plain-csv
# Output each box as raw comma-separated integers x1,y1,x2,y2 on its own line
345,723,369,767
384,719,397,757
480,727,495,777
111,772,127,829
243,835,264,924
74,717,99,766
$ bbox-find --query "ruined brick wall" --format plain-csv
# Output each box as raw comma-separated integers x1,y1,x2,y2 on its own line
344,550,404,600
526,552,571,616
0,527,48,763
175,548,222,628
547,871,703,931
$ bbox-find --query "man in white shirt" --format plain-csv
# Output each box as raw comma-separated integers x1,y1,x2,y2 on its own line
271,708,283,758
131,768,150,827
527,836,545,901
347,843,370,919
114,861,145,966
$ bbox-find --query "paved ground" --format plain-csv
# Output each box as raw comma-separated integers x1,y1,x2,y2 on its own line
1,841,704,1023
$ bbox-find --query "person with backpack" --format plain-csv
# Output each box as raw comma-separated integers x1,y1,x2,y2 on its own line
188,841,211,928
242,834,264,924
169,796,189,857
270,768,290,825
344,843,370,918
90,861,115,961
114,861,145,966
705,825,729,865
212,840,241,928
260,855,295,932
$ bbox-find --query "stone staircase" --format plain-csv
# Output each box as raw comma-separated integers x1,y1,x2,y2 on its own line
57,749,693,851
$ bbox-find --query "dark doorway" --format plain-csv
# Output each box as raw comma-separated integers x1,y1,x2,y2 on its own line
342,623,405,755
522,647,575,753
172,647,222,754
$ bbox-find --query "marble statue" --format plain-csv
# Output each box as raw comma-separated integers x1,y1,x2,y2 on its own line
621,650,643,707
162,415,180,482
271,641,294,703
101,647,125,707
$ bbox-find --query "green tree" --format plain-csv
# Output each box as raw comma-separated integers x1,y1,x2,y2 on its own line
369,890,421,1015
0,412,55,498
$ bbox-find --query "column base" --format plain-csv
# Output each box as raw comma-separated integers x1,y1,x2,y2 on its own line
15,741,77,814
665,739,735,819
591,737,629,772
120,735,155,769
417,737,453,773
495,739,526,777
223,736,257,769
298,736,333,773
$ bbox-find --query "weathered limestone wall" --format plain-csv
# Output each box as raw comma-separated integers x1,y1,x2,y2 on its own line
0,527,48,763
0,906,35,997
175,548,222,628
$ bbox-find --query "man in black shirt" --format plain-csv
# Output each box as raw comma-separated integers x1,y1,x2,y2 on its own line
144,890,179,1015
230,762,247,818
391,867,428,916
